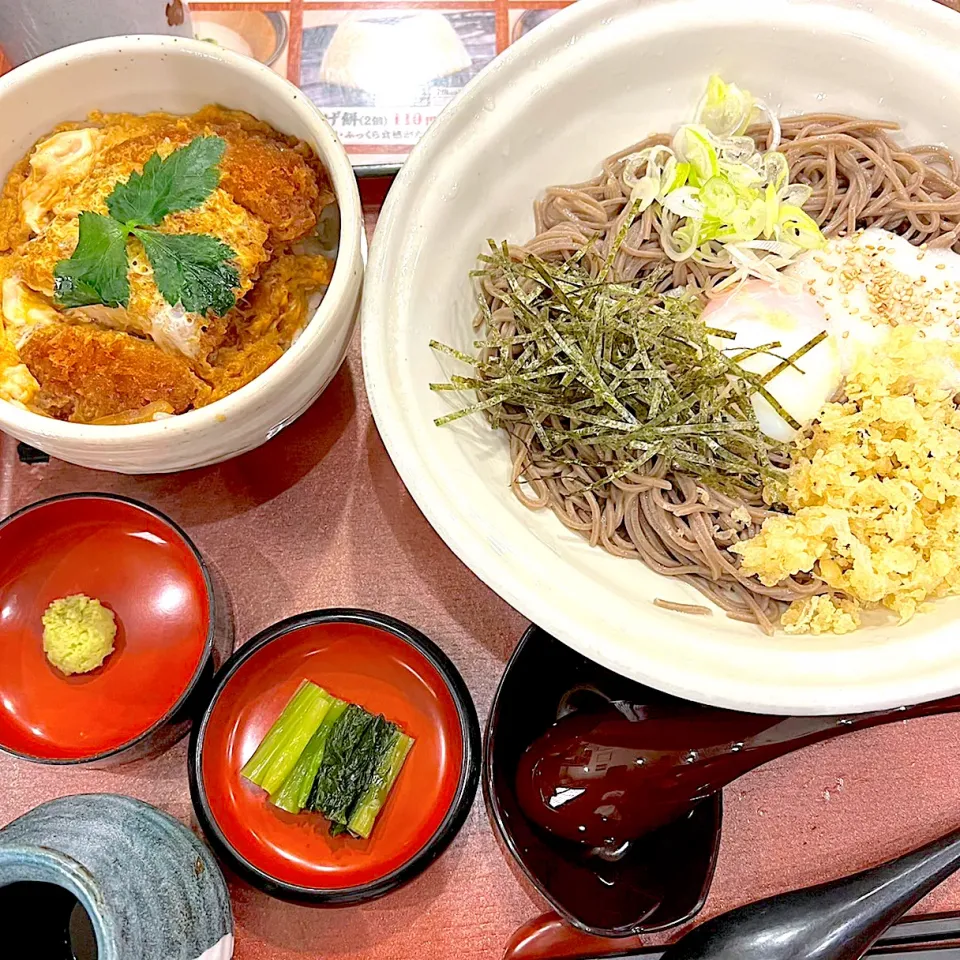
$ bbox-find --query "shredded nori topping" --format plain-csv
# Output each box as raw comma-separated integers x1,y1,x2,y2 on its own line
431,240,823,495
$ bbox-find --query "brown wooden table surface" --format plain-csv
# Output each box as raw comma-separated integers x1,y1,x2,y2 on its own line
3,190,960,960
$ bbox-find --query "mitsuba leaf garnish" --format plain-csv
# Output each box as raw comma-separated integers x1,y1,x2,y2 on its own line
53,212,130,308
106,136,227,227
53,135,240,317
134,231,239,317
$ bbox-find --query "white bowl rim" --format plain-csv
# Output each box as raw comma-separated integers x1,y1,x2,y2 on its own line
0,34,362,445
363,0,960,715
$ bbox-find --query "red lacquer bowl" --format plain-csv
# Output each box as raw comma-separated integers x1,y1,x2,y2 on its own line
0,494,215,764
188,609,481,903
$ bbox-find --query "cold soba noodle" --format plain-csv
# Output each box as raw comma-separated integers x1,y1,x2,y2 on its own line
434,79,960,634
529,117,960,293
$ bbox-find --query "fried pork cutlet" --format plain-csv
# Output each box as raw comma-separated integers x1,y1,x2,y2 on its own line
13,184,270,366
88,109,332,245
0,105,337,423
216,133,327,244
20,324,201,422
203,253,334,404
186,106,336,242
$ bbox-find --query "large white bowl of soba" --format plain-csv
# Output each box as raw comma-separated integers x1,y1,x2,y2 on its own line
363,0,960,713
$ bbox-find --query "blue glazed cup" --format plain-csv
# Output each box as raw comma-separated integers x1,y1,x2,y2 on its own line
0,794,233,960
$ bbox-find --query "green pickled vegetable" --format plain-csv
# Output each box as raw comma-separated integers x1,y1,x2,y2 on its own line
242,678,415,842
323,715,395,835
306,703,375,813
346,730,414,839
241,681,332,795
270,699,348,814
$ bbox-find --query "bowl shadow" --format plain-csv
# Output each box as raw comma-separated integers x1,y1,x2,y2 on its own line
5,360,358,527
363,418,526,668
150,361,360,525
229,823,465,955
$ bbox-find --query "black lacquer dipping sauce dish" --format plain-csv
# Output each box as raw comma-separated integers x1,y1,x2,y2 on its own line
487,625,960,940
484,625,721,937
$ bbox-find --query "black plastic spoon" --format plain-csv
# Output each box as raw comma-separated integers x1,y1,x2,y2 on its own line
659,826,960,960
502,829,960,959
486,626,960,937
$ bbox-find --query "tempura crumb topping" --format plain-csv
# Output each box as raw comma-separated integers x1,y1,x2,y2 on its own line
781,595,861,635
732,325,960,630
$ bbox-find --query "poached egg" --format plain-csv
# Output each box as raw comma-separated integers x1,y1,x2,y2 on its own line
701,280,841,442
704,227,960,443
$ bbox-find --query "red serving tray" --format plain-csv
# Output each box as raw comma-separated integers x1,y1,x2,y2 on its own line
5,4,960,958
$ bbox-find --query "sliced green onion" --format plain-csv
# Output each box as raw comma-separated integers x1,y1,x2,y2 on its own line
779,183,813,208
720,136,760,162
716,159,759,190
717,242,800,290
762,151,789,192
666,160,691,193
661,219,701,261
636,144,674,169
241,681,333,795
662,185,705,220
763,183,779,239
694,74,753,138
693,217,725,244
754,100,782,150
673,221,699,251
629,175,660,210
777,205,827,249
672,125,718,185
739,238,802,258
701,176,738,218
729,197,767,242
614,76,826,278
